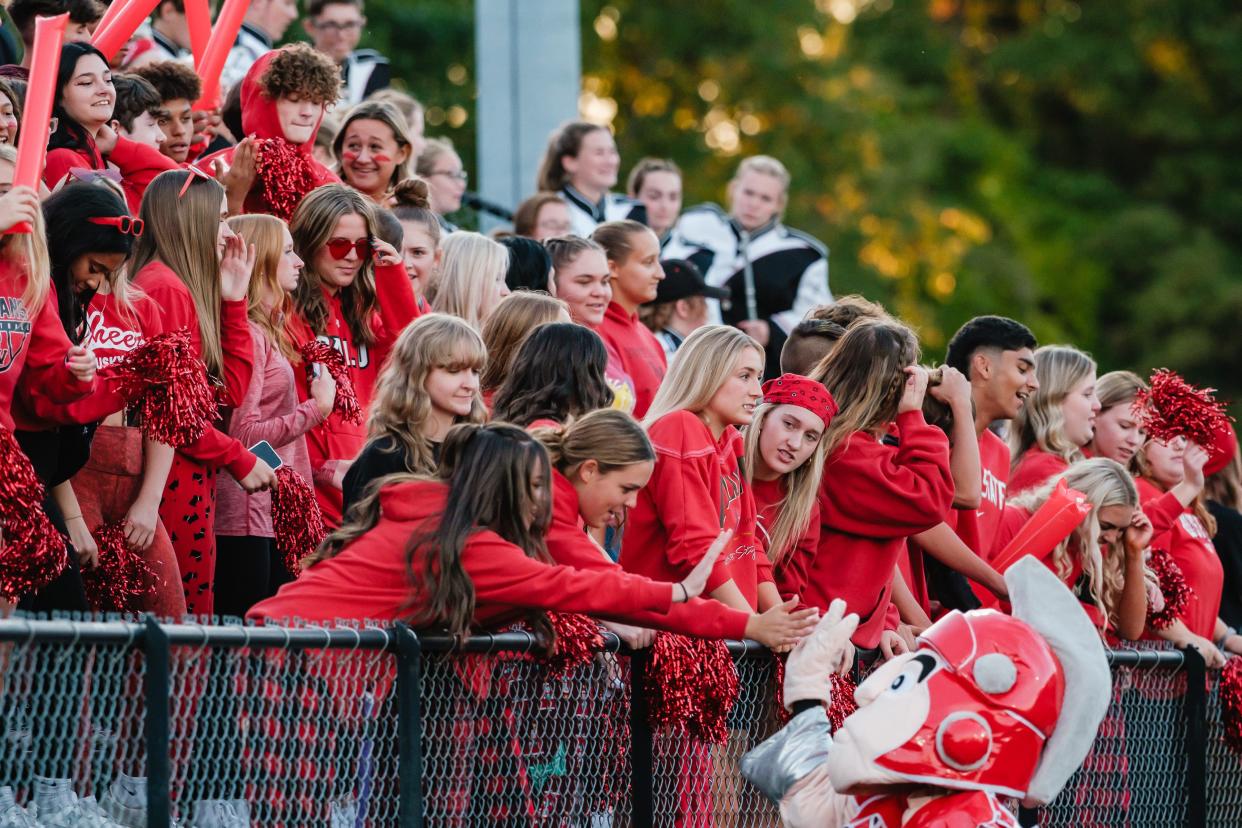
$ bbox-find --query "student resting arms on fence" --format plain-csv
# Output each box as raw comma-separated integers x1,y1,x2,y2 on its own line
248,423,725,628
535,408,818,649
341,314,486,517
620,325,771,613
796,318,954,657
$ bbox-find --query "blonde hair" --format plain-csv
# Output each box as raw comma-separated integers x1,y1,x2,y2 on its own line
291,184,381,347
333,100,415,191
644,325,762,426
1010,345,1097,467
414,137,457,181
429,231,508,330
742,402,828,567
480,291,567,393
228,214,299,362
536,408,654,477
131,169,227,378
1010,458,1138,627
730,155,791,216
0,146,50,314
810,317,920,458
365,313,487,477
1097,370,1147,414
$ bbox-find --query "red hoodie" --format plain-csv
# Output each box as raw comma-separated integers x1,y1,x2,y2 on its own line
1137,477,1223,639
754,475,819,604
287,260,420,526
248,479,674,625
619,410,767,610
548,469,749,639
0,262,94,429
43,135,180,215
1008,445,1069,496
596,301,666,418
199,51,340,218
788,411,953,648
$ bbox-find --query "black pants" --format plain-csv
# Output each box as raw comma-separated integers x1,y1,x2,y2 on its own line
214,536,294,620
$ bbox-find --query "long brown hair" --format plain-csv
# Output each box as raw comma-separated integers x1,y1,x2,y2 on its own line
228,214,299,361
480,291,567,393
809,317,920,458
131,169,227,377
291,184,381,347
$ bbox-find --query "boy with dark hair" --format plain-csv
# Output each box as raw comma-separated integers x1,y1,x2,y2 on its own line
10,0,103,65
133,60,202,164
302,0,389,106
779,294,890,376
110,73,166,150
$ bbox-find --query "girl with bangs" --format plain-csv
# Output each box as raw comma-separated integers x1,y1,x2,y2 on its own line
1008,345,1101,494
130,169,278,616
214,214,338,617
621,326,771,613
341,314,486,516
800,318,954,658
289,183,420,527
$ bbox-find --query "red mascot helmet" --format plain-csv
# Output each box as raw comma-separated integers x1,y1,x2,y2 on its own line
872,609,1066,798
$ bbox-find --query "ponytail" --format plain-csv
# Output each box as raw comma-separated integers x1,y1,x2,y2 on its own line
535,409,654,476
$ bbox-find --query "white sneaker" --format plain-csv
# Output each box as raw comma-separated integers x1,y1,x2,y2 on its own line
189,801,246,828
29,794,126,828
29,777,73,820
329,798,356,828
0,787,41,828
98,775,145,828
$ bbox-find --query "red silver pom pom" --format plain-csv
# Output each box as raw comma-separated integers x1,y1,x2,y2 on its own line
271,467,326,575
81,521,155,613
255,138,320,221
774,657,859,731
542,612,604,678
299,341,363,425
1147,547,1190,631
0,426,67,601
113,329,217,447
1135,369,1233,448
1221,658,1242,755
645,632,739,744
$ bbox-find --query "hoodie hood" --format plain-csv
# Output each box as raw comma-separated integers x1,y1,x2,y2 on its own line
379,479,448,523
240,50,322,151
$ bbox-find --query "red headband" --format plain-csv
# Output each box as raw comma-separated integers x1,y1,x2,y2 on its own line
1205,421,1238,477
761,374,837,428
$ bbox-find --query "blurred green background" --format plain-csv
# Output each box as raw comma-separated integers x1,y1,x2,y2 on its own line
345,0,1242,410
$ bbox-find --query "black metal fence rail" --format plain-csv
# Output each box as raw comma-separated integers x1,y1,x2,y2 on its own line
0,617,1232,827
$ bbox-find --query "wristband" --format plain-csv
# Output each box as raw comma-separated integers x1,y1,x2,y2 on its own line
678,583,688,603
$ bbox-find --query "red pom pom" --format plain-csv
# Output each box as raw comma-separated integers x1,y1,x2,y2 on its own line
0,425,67,601
113,329,217,447
645,633,739,744
1135,369,1233,448
299,341,363,425
1147,547,1191,631
542,612,604,678
1221,658,1242,755
81,521,155,613
774,658,859,730
255,138,320,221
271,467,326,575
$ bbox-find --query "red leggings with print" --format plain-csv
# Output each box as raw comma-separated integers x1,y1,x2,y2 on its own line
160,452,218,617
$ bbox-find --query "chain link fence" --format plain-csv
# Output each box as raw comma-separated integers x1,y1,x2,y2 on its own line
0,615,1236,828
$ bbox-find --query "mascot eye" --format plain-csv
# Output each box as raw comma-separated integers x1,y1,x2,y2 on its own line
887,654,939,696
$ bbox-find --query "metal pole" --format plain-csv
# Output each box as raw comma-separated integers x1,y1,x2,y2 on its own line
1182,646,1207,828
143,616,170,828
395,624,425,828
628,648,655,828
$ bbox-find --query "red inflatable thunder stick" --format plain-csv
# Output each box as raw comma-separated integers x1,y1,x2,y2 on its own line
8,13,67,235
990,478,1092,574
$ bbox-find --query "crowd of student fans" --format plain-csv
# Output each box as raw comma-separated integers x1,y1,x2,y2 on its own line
0,0,1239,779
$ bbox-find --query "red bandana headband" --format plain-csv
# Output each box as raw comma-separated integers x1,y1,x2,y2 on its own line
761,374,838,428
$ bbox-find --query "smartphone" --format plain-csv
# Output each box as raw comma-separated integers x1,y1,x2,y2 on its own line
249,440,284,470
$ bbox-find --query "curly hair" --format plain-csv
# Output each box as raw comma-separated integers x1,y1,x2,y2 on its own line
261,43,341,105
133,60,202,104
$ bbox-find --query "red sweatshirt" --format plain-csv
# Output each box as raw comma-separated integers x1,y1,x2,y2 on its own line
1008,445,1069,496
248,479,674,625
133,261,256,479
44,136,180,214
755,475,818,604
792,411,953,648
287,261,420,526
619,410,767,610
975,429,1011,557
596,301,667,418
0,264,95,429
1138,477,1223,639
547,469,749,639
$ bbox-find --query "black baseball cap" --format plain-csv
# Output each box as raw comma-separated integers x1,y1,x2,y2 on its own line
649,258,730,305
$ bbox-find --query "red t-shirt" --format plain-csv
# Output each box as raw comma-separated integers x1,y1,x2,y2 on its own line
1138,478,1223,639
596,301,667,418
1008,445,1069,496
975,429,1011,558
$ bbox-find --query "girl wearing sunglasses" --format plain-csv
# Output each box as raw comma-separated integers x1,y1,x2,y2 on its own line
289,183,420,527
16,182,186,617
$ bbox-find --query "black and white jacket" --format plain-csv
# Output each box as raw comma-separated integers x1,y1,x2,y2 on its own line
340,49,391,107
558,185,642,238
664,203,831,377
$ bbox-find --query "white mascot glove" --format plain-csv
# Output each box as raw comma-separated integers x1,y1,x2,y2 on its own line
783,599,859,710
